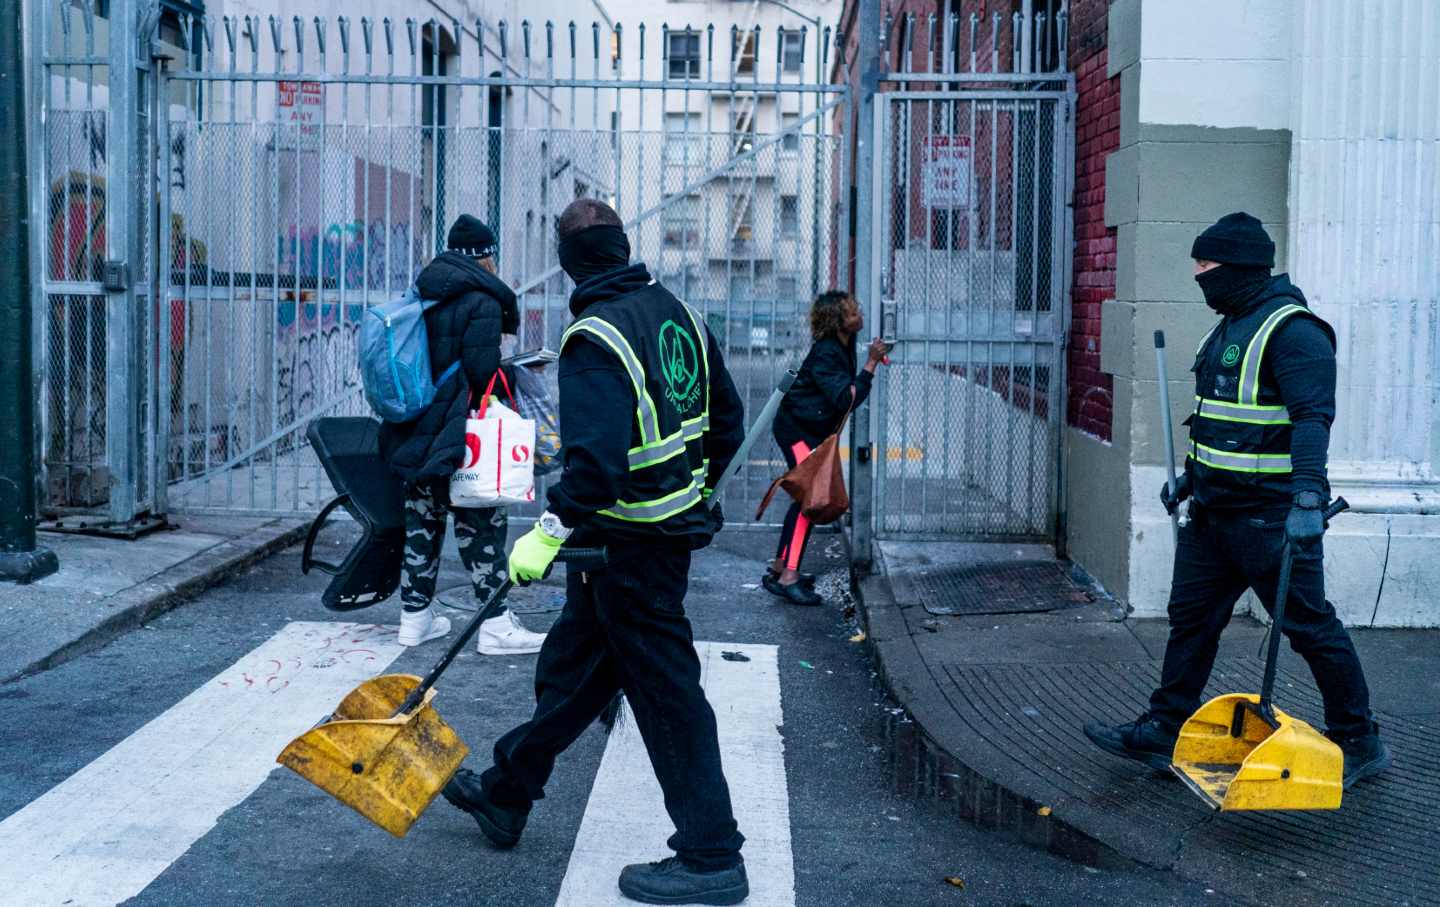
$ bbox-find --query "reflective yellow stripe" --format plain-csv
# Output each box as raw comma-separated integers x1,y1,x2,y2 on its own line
598,480,704,523
1193,396,1291,426
1189,440,1292,474
562,318,663,444
1239,304,1307,405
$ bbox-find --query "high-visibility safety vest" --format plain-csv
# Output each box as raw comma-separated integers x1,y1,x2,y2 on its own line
1187,291,1335,507
561,284,712,532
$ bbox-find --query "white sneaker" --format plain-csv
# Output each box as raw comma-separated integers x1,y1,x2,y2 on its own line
477,610,547,655
397,608,452,647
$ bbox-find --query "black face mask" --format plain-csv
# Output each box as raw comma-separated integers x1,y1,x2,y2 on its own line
558,224,631,284
1195,264,1271,315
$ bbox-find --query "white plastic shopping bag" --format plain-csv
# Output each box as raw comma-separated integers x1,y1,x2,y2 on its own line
449,370,536,507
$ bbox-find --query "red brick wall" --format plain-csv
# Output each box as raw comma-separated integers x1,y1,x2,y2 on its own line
1066,0,1118,442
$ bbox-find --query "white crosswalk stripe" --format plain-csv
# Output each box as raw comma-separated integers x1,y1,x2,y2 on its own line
1,626,796,907
556,641,795,907
0,622,406,907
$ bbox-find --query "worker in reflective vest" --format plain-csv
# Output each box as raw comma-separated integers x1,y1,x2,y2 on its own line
1084,213,1391,789
441,199,752,907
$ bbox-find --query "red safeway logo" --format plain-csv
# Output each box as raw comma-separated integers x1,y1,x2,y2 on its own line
464,434,482,469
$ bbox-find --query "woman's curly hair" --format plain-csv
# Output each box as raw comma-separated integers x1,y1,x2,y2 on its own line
810,290,852,341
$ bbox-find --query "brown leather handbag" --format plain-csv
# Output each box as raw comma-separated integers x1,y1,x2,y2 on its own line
755,412,851,525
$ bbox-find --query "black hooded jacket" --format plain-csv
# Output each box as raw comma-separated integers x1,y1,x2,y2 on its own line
378,251,520,485
547,262,746,547
775,334,872,443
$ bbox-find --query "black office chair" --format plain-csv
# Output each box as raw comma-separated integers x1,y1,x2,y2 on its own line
301,417,406,611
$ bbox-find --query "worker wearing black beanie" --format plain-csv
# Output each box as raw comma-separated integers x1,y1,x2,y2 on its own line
1084,211,1390,791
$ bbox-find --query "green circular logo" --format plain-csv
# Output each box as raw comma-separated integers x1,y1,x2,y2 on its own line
1221,344,1241,367
657,320,700,412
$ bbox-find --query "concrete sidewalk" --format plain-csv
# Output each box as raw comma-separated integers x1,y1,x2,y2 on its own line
856,540,1440,907
0,517,307,683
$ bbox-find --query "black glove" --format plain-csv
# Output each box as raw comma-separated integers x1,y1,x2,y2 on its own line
1286,491,1326,548
706,497,726,536
1159,472,1192,515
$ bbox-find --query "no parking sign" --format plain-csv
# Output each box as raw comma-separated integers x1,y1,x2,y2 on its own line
922,134,972,208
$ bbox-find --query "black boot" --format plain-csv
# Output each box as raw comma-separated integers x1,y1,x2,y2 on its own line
1328,729,1393,789
441,768,530,849
1083,714,1179,771
618,856,749,906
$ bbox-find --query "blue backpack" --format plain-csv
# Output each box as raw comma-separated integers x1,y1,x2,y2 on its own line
358,286,461,423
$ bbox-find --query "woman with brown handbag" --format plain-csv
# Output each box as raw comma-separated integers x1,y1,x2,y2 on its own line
762,290,891,605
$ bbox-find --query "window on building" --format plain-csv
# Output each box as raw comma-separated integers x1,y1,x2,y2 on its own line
611,30,621,69
664,113,702,169
662,195,701,249
781,113,800,153
729,274,753,301
781,30,804,74
668,31,701,79
777,276,798,301
733,30,757,75
779,195,799,239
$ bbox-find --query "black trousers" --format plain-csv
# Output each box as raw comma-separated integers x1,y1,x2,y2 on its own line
1148,504,1374,738
480,546,745,870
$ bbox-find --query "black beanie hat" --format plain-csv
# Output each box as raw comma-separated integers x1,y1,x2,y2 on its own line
446,214,498,259
1190,212,1274,268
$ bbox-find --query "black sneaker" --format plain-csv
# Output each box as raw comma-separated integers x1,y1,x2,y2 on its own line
618,856,749,906
762,573,823,606
1083,714,1179,771
1329,731,1393,789
441,768,529,849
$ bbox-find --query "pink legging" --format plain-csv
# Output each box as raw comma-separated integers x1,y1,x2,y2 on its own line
775,439,814,572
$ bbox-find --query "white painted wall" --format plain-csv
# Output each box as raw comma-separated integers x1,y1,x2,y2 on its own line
1136,0,1293,130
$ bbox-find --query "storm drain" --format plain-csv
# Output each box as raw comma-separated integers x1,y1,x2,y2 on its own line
915,560,1094,616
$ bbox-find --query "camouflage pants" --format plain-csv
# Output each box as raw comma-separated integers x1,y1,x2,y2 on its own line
401,484,509,614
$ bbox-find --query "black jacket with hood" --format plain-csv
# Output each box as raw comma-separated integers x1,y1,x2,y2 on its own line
378,251,520,485
547,262,746,549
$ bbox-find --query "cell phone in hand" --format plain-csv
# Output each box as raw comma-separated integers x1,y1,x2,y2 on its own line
503,348,558,369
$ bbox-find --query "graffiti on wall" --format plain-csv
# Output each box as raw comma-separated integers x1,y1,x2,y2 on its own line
274,220,420,293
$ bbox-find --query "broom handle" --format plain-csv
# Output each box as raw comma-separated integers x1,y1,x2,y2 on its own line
1257,497,1348,722
392,547,608,718
707,369,798,505
1154,331,1181,549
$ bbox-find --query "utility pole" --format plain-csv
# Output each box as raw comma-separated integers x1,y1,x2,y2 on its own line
0,0,59,583
849,0,881,571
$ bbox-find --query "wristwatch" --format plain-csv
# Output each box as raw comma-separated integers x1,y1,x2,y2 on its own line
538,511,573,541
1292,491,1324,510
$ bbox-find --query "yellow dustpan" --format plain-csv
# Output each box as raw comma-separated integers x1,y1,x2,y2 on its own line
277,548,607,836
1170,501,1347,811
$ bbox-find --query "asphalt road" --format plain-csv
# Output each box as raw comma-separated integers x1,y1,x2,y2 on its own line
0,525,1215,907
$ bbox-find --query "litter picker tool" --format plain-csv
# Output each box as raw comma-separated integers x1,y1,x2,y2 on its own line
277,546,607,837
1154,331,1183,546
1170,498,1349,811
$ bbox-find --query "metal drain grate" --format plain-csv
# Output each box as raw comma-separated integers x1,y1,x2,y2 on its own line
915,560,1094,616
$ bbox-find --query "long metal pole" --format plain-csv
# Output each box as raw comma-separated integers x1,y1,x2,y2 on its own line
849,0,882,571
0,0,59,583
105,0,142,526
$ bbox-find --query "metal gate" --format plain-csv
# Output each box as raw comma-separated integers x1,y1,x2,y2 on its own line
867,12,1074,541
32,1,848,525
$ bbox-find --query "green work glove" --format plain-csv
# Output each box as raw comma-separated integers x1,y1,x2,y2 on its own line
508,523,564,585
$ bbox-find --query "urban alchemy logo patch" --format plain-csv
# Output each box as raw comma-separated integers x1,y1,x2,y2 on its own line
1221,344,1241,367
658,320,702,413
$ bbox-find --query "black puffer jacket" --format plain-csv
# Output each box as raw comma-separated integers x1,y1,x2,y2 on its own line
378,252,520,484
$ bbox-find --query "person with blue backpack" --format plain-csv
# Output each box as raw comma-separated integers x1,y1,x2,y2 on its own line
370,215,549,655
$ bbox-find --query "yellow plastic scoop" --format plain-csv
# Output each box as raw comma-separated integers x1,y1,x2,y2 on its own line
1170,504,1348,812
277,673,469,837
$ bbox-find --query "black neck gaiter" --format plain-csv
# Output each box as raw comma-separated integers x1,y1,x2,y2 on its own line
558,225,631,284
1196,264,1271,315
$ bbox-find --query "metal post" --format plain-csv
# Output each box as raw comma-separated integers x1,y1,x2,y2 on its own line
104,0,144,526
849,0,882,571
0,0,59,582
